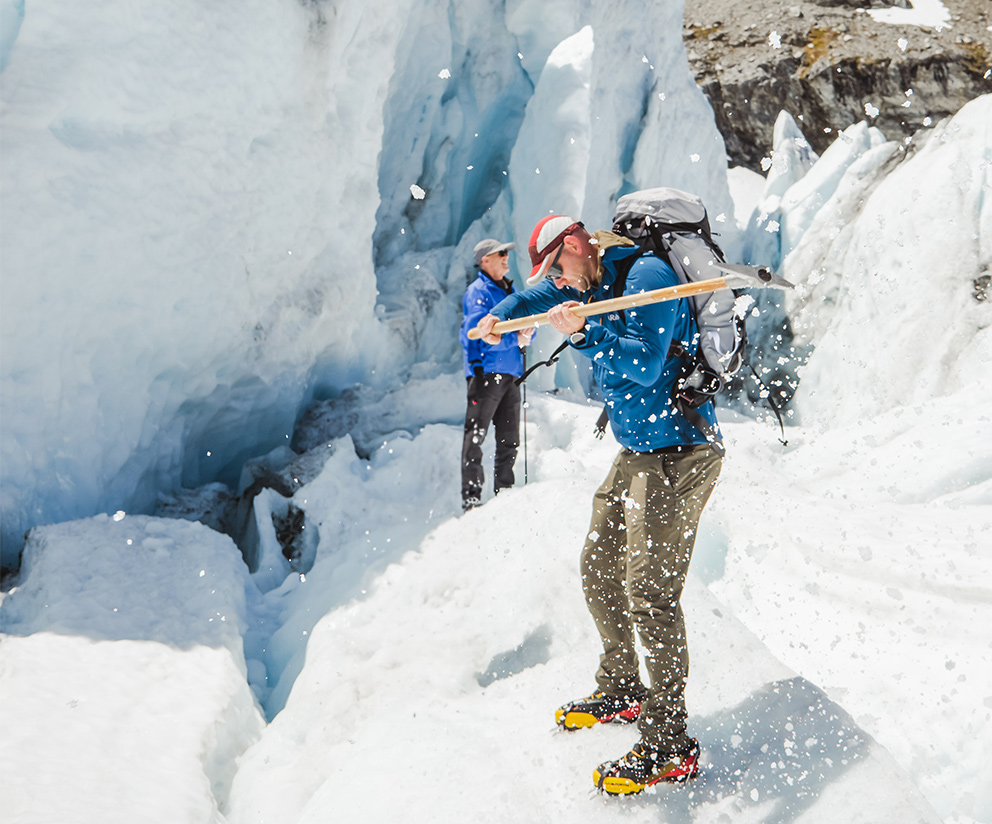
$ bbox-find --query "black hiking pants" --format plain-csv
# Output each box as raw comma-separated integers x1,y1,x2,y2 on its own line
461,373,520,507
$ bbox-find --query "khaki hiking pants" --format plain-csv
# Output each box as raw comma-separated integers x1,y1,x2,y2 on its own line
580,445,722,754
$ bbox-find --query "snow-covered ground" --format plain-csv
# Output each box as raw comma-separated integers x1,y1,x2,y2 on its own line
5,388,985,823
2,0,990,821
3,124,991,818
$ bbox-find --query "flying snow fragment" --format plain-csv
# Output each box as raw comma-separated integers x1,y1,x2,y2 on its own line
864,101,880,118
760,156,773,172
898,37,908,51
410,184,426,200
769,31,782,49
438,68,451,79
690,153,700,163
765,220,781,234
112,510,126,522
734,294,756,317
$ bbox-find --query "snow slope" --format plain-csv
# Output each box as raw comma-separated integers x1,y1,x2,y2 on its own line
0,516,264,822
0,396,954,824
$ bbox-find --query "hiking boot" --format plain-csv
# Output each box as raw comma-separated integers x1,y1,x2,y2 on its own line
593,739,700,795
462,497,481,513
555,690,643,730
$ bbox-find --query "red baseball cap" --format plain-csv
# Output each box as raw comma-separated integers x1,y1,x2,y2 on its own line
527,215,583,286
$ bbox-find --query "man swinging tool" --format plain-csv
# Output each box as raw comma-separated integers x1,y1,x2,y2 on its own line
473,215,722,795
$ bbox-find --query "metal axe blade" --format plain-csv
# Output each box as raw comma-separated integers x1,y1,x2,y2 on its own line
713,262,795,289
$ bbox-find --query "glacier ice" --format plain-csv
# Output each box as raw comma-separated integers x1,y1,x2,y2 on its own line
0,0,735,566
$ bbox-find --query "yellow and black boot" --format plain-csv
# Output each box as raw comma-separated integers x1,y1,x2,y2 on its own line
593,739,700,795
554,690,643,730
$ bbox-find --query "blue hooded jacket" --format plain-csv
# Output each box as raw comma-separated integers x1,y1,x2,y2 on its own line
460,271,527,378
488,243,720,452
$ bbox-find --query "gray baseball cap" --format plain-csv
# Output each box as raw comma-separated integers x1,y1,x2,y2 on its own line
473,238,515,266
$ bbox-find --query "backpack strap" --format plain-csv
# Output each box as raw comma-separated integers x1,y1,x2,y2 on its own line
745,362,789,448
593,405,610,439
514,340,569,386
672,382,726,457
606,246,650,322
591,247,650,436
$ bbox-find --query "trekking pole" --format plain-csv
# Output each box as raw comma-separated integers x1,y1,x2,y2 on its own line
467,265,793,340
521,350,528,485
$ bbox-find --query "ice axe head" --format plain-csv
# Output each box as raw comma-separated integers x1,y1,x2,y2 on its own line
715,262,795,290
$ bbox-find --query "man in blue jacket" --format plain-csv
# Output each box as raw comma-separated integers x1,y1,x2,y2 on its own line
458,238,533,513
474,216,723,795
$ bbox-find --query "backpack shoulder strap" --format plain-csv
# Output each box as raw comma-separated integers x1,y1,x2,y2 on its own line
605,246,650,321
592,246,651,439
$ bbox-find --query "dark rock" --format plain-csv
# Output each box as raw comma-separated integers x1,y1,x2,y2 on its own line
975,273,991,302
684,0,992,170
272,504,308,565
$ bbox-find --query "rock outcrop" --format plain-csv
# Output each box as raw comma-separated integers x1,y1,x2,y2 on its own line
684,0,992,169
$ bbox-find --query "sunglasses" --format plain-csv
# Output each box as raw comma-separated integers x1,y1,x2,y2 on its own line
547,244,565,278
497,249,509,257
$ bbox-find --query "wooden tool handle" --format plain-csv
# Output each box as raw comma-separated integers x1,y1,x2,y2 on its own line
466,276,731,340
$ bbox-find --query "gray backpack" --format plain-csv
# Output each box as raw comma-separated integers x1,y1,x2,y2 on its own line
610,187,751,454
612,187,747,389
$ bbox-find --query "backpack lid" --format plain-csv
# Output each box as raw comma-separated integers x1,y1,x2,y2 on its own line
614,187,707,229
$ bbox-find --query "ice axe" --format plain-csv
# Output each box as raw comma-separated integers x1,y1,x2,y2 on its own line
466,264,793,340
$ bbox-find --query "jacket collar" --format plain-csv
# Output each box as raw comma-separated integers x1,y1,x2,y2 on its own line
479,270,514,293
589,231,638,296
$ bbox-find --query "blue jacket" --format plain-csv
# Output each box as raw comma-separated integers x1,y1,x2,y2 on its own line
460,272,527,378
488,244,720,451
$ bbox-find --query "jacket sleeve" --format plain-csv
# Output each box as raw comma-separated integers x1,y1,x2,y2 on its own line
489,280,581,323
459,281,491,370
570,258,678,387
